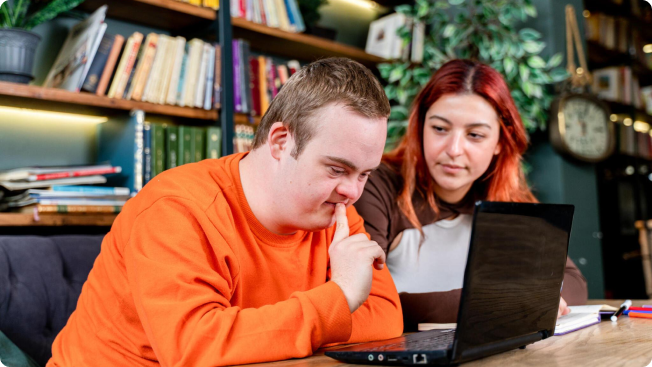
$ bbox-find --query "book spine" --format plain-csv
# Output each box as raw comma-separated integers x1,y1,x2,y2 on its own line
176,45,189,106
133,111,144,192
206,127,222,159
96,35,125,96
144,121,152,184
259,56,269,114
204,45,215,110
166,37,186,105
130,33,159,101
194,43,210,108
82,33,116,93
29,167,122,181
178,126,193,165
194,127,206,162
233,39,242,112
213,44,222,109
37,204,122,214
151,123,165,178
241,40,252,114
166,125,179,169
114,33,144,99
249,57,261,116
50,186,130,195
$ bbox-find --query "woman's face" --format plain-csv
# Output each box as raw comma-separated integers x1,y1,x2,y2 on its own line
422,93,502,203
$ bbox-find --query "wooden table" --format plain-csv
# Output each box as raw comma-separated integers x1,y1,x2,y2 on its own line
243,300,652,367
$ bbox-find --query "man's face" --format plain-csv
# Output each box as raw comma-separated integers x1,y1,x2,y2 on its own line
275,103,387,232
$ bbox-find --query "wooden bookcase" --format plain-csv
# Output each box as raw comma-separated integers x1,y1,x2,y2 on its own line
0,0,380,226
584,0,652,298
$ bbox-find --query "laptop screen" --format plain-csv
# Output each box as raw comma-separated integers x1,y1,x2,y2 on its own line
452,202,574,362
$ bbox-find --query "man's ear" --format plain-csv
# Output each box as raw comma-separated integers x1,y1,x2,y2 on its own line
268,122,290,160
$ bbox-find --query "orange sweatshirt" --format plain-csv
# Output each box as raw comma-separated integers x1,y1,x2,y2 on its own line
48,153,403,367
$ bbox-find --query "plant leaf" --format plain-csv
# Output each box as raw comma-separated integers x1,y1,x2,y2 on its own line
527,55,546,68
448,0,465,5
518,28,541,41
23,0,86,30
443,24,456,38
523,40,545,54
547,53,564,68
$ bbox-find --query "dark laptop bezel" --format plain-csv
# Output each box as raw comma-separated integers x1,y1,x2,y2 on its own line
325,201,574,366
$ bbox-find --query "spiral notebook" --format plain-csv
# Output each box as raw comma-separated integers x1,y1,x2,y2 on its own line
554,305,618,335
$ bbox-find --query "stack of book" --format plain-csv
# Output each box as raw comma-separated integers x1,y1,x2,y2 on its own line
231,0,305,33
0,165,123,213
233,39,300,116
26,186,131,214
43,6,222,111
173,0,219,10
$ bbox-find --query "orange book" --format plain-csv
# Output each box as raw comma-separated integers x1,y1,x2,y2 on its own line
96,34,125,96
128,33,159,101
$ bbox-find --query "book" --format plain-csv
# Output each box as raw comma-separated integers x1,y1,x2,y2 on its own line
233,39,243,112
43,6,108,92
26,166,121,182
78,23,108,91
166,125,179,169
178,126,193,165
203,44,215,110
81,33,117,93
0,176,108,191
108,32,144,99
157,35,180,104
418,323,457,331
206,127,222,159
193,127,206,162
166,37,187,106
0,164,115,182
213,44,222,109
366,12,406,60
151,123,166,177
96,111,145,193
176,45,190,106
554,305,618,336
48,186,131,195
96,34,125,96
250,57,261,116
144,122,152,184
193,42,211,108
35,204,122,214
142,34,170,103
182,39,205,107
128,33,159,101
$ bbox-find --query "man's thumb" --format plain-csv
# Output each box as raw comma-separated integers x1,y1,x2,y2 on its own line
332,203,349,243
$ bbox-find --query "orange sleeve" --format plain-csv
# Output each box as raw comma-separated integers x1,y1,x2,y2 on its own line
124,197,353,366
341,206,404,343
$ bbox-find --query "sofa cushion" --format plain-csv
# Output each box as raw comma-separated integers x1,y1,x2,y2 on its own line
0,235,104,366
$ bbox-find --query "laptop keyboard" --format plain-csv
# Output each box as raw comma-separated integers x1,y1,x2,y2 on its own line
364,330,455,352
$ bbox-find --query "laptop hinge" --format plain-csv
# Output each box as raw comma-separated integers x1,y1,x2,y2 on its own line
453,332,543,363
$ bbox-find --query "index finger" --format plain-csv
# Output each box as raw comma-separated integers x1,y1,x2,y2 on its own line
332,203,349,244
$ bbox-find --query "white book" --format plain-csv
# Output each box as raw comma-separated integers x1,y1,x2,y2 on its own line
157,37,178,104
274,0,291,31
252,0,261,24
142,35,169,103
366,13,406,59
263,0,279,28
194,43,211,108
246,0,254,21
0,176,108,191
166,37,187,105
204,44,216,110
183,39,205,107
43,6,107,92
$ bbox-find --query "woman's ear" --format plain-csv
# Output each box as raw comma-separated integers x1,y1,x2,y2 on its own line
268,122,290,160
494,142,502,155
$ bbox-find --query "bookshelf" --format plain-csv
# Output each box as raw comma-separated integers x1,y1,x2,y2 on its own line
0,0,378,226
0,81,219,120
584,0,652,299
0,213,117,226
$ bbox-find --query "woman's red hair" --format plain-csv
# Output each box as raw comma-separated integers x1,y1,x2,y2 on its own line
384,59,537,231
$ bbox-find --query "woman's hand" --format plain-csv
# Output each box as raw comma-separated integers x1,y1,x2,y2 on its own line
558,297,571,318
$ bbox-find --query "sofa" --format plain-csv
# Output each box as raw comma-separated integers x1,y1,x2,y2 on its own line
0,235,104,366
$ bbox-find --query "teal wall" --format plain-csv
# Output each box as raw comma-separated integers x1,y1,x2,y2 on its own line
527,0,606,299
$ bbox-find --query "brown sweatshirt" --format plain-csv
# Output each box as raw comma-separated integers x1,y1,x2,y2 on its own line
354,163,589,331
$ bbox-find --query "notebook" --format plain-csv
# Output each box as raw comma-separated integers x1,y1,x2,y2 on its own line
554,305,618,335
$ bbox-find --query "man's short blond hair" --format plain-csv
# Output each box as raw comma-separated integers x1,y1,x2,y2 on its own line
251,57,390,157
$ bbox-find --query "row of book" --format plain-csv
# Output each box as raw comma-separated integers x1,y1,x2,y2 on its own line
619,122,652,160
593,67,652,113
231,0,305,33
25,186,131,214
233,39,299,116
585,12,652,69
234,124,255,153
97,113,222,193
173,0,219,10
43,6,222,111
366,12,425,63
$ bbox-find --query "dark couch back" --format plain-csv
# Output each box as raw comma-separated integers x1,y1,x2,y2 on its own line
0,235,104,366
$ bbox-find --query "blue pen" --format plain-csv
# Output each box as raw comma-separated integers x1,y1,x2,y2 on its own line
624,310,652,315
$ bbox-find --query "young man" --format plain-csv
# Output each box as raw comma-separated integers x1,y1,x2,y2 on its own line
48,58,403,367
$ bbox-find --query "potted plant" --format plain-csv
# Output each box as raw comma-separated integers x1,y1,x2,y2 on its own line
0,0,85,83
379,0,569,149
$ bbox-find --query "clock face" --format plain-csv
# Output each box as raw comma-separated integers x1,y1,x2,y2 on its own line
560,97,610,159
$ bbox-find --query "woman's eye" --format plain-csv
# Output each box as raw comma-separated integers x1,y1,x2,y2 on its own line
469,132,485,139
432,126,446,133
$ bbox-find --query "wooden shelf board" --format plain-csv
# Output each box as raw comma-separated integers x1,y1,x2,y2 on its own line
78,0,215,30
235,113,261,125
232,18,385,67
0,81,218,120
0,213,117,226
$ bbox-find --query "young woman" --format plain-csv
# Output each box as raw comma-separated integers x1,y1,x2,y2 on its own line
354,59,588,331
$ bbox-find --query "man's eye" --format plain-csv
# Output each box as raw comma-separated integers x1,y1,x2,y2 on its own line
329,167,346,175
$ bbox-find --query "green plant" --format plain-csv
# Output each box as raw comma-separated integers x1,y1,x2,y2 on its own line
297,0,328,29
0,0,85,30
379,0,569,149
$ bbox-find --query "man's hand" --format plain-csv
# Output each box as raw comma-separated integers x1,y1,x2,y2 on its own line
558,297,570,318
329,203,386,313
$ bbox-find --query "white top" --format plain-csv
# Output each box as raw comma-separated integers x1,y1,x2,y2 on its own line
387,214,473,294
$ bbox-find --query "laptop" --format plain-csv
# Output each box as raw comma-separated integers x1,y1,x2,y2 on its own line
326,201,574,366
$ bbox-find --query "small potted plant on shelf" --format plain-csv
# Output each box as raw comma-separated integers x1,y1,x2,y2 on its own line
0,0,86,84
